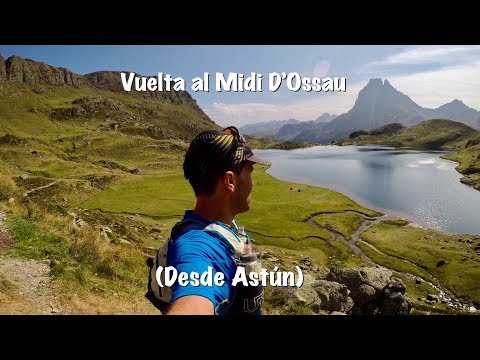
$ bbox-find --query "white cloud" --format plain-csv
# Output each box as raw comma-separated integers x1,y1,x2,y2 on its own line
205,85,362,127
368,45,480,67
388,60,480,110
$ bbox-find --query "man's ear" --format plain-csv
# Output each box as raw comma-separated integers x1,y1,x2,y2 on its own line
222,171,236,193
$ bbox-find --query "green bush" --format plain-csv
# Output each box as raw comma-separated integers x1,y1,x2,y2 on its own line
0,174,18,201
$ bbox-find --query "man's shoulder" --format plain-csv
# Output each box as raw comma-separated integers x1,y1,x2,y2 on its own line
174,227,225,247
172,223,236,253
176,228,212,241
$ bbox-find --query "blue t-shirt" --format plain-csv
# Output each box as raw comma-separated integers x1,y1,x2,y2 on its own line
167,211,238,315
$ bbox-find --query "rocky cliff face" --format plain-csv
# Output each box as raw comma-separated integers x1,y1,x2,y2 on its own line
5,55,89,86
85,71,203,111
0,54,6,81
1,55,207,114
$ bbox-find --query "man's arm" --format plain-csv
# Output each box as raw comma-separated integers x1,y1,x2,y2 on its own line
164,295,214,315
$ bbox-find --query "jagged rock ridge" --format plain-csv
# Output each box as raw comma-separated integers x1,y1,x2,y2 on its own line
5,55,88,86
0,54,204,114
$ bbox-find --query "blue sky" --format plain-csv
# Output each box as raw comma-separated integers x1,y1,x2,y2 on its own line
1,45,479,126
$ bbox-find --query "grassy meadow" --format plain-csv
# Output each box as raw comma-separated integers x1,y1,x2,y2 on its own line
1,79,479,314
360,221,480,305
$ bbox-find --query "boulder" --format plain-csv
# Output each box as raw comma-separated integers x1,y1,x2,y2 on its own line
326,267,392,291
383,277,406,295
360,267,393,290
325,267,364,289
354,283,377,307
294,273,321,312
312,279,354,313
326,266,392,306
269,276,321,314
380,292,412,315
323,267,411,315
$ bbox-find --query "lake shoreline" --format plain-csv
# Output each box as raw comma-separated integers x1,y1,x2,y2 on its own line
257,145,480,236
265,168,438,234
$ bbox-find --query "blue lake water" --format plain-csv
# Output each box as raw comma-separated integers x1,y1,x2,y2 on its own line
255,145,480,235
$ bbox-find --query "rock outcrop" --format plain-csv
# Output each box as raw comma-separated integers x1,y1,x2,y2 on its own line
85,71,204,111
1,55,210,117
312,279,354,313
274,266,412,315
5,55,88,86
326,267,412,315
0,54,6,81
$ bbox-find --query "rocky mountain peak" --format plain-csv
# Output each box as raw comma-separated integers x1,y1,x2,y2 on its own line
383,79,394,89
436,98,478,119
314,113,337,123
277,77,480,143
366,78,383,88
361,78,396,95
354,78,419,110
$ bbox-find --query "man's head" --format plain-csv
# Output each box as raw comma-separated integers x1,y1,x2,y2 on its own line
183,126,271,213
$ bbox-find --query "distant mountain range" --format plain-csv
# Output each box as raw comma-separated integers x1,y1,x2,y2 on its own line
241,78,480,143
240,118,301,137
239,113,337,139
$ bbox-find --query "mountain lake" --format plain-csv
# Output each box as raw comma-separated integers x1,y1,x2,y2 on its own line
255,145,480,235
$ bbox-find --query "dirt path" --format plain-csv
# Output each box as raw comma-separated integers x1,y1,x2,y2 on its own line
0,211,65,315
305,211,475,311
24,179,62,195
306,211,387,264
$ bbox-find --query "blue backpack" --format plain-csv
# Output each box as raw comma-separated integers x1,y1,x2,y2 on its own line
145,219,251,313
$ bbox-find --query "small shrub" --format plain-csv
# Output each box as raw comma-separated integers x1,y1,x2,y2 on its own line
0,174,19,201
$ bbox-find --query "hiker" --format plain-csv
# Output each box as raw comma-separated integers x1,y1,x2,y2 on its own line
160,126,271,315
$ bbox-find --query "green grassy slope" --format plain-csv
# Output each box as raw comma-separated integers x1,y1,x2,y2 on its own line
0,76,217,313
346,119,477,150
360,221,480,305
345,119,480,190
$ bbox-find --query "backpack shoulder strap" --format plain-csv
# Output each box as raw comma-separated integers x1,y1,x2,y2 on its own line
169,218,208,242
146,217,207,310
146,217,247,311
203,223,245,255
171,218,246,255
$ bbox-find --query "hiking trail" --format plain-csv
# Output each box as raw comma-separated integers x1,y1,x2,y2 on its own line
0,211,65,314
